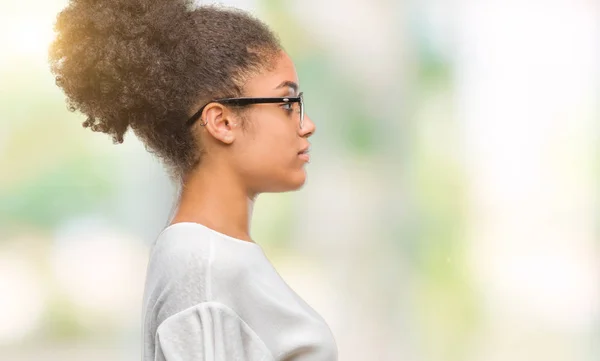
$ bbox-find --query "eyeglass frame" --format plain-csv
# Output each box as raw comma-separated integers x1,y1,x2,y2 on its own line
186,92,304,128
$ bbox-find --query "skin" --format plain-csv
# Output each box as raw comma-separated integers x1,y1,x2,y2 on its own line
170,51,316,243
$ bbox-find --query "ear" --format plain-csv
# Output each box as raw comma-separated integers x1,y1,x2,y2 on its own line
201,103,238,145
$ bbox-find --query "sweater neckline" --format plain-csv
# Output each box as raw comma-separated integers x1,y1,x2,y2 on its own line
160,221,261,248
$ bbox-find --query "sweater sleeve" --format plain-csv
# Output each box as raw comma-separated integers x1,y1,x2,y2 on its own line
154,301,274,361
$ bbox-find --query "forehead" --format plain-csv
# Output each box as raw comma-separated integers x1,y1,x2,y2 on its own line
244,51,299,95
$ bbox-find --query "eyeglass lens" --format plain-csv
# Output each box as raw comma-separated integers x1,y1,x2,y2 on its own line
299,93,304,129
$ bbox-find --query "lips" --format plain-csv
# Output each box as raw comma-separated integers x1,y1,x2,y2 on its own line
298,147,310,162
298,146,310,155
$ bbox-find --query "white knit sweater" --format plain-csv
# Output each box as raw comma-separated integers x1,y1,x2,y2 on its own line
142,222,338,361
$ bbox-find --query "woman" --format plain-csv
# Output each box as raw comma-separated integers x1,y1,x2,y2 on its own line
49,0,337,360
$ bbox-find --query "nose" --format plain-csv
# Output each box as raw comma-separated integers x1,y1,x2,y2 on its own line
300,114,315,137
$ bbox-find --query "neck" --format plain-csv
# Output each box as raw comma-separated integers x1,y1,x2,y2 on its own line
170,159,256,243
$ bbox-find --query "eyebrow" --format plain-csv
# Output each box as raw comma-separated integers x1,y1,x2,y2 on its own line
274,80,299,94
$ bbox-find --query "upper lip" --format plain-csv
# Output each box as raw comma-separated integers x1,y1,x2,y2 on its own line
298,146,310,154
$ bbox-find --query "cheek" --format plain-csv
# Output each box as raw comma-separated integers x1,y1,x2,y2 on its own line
237,124,300,182
249,117,295,160
255,132,294,168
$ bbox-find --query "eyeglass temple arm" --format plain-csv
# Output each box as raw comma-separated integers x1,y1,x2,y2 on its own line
187,96,301,126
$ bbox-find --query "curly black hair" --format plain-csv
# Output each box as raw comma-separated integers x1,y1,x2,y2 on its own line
49,0,282,179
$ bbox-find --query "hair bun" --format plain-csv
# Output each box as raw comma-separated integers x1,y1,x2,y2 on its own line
49,1,281,179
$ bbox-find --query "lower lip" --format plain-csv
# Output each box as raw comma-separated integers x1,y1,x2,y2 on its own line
298,153,310,162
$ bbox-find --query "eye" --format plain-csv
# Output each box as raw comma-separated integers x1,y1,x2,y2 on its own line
280,102,294,112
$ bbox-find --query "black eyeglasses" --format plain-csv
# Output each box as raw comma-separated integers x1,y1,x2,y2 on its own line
187,92,304,128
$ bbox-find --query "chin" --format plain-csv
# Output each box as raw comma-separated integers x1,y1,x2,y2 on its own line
269,170,307,193
288,178,306,191
288,170,307,191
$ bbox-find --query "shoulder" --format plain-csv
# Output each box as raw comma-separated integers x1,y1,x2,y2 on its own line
145,223,215,298
149,223,213,269
146,222,264,293
152,222,213,254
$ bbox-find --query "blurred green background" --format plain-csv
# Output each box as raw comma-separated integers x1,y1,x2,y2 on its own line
0,0,598,360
